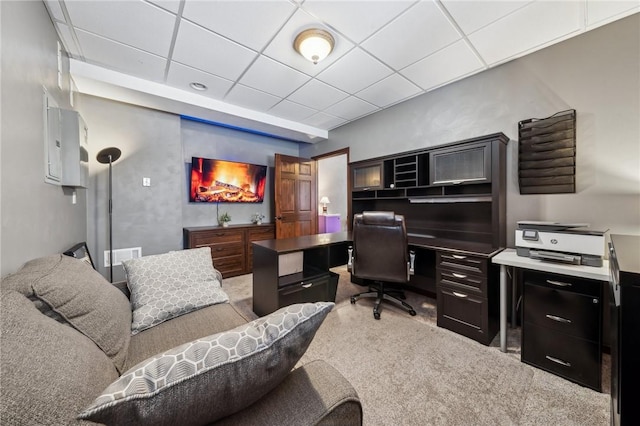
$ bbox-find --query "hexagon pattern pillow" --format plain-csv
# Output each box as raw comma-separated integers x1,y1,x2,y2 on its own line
78,302,334,425
123,248,229,335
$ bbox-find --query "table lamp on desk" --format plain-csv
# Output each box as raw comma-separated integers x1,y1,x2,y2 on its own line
320,196,330,213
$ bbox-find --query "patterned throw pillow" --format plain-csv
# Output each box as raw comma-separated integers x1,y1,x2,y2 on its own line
123,248,229,334
78,302,334,425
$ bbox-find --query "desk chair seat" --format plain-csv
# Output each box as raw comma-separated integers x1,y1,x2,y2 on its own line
348,211,416,320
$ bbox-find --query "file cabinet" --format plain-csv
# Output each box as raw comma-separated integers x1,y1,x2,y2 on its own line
522,270,603,391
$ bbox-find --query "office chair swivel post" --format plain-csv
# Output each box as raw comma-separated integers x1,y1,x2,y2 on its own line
348,246,417,320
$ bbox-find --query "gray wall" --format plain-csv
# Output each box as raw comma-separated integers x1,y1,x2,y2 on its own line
1,1,86,277
79,96,299,281
301,14,640,246
181,119,299,228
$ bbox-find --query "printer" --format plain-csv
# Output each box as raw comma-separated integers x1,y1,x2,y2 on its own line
515,221,607,267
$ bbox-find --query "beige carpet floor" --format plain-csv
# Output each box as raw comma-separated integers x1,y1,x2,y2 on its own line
223,266,610,426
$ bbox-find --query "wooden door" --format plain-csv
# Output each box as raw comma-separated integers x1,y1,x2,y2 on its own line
274,154,317,239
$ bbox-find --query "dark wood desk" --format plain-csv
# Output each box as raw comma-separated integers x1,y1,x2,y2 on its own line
252,232,503,345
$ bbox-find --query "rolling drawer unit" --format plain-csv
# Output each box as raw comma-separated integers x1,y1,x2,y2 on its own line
436,252,498,345
184,224,275,278
522,270,602,391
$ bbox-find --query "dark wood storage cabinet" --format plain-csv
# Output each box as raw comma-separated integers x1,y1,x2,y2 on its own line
436,251,498,345
522,270,603,391
183,224,275,278
350,133,508,345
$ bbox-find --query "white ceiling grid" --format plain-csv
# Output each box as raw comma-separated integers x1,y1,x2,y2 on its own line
44,0,639,142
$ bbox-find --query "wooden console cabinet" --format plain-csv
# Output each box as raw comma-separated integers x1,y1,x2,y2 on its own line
183,224,275,278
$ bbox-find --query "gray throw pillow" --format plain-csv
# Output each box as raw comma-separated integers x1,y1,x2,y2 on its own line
1,291,120,425
78,302,334,425
1,254,131,373
123,247,229,334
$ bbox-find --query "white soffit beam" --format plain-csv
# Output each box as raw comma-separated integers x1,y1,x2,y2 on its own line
69,60,328,143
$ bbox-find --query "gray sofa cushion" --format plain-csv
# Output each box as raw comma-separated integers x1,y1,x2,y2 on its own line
124,302,249,370
123,247,229,335
79,302,334,425
0,290,120,425
1,254,131,373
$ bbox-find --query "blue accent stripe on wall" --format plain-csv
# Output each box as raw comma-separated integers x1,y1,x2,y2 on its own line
180,114,303,144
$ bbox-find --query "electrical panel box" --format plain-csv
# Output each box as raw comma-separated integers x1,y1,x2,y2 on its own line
43,88,62,184
60,109,89,188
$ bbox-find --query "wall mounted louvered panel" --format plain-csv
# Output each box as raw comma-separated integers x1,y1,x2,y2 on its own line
518,109,576,194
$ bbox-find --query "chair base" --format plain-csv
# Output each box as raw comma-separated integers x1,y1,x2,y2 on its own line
350,283,417,320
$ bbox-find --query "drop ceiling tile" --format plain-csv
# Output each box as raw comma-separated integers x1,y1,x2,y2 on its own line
262,9,354,77
441,1,533,35
323,96,378,121
75,29,167,82
147,0,181,14
317,48,393,94
65,0,175,57
301,0,414,43
401,40,483,91
469,0,582,65
287,79,349,110
303,111,347,130
356,73,422,107
586,0,640,27
268,100,317,121
183,0,295,51
166,62,233,98
225,84,281,111
239,55,310,98
173,20,257,81
362,1,461,70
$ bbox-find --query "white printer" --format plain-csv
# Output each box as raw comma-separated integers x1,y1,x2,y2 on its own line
515,221,607,267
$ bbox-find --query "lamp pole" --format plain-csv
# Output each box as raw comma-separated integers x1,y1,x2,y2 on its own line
96,147,121,283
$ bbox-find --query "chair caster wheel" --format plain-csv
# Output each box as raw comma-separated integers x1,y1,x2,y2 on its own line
409,310,417,316
350,297,356,304
374,312,381,320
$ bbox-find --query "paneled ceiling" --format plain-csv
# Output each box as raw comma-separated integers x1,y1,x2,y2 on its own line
44,0,638,143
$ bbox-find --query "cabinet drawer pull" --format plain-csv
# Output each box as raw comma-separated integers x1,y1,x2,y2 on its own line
452,272,467,279
545,314,572,324
301,282,313,288
545,355,571,367
452,255,466,260
452,291,468,299
546,279,572,287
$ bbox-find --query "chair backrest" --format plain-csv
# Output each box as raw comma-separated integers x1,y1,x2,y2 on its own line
352,211,409,283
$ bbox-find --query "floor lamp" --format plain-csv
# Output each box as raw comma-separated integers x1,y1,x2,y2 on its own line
96,147,121,283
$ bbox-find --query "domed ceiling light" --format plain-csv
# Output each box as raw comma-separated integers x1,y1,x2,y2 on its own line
293,28,335,64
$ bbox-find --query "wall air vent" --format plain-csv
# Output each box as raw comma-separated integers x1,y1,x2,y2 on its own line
104,247,142,267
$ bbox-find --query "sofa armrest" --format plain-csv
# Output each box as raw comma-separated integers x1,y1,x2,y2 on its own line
214,360,362,426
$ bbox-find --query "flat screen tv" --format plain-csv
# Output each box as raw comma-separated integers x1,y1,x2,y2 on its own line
190,157,267,203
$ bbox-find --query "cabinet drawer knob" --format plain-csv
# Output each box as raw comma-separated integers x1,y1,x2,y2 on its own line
545,355,571,367
545,314,572,324
301,282,313,288
452,291,468,299
546,279,572,287
452,272,467,279
452,255,466,260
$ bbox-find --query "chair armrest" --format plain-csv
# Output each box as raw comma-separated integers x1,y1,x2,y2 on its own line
214,360,362,426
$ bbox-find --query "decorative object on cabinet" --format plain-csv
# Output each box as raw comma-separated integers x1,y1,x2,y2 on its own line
183,224,275,278
218,212,231,227
521,270,602,391
96,147,122,283
319,196,330,213
251,213,265,225
518,109,576,194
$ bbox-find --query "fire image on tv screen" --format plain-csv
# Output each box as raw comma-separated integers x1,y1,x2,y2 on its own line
190,157,267,203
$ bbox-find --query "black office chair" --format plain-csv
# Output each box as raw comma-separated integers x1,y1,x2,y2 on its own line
348,211,416,320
